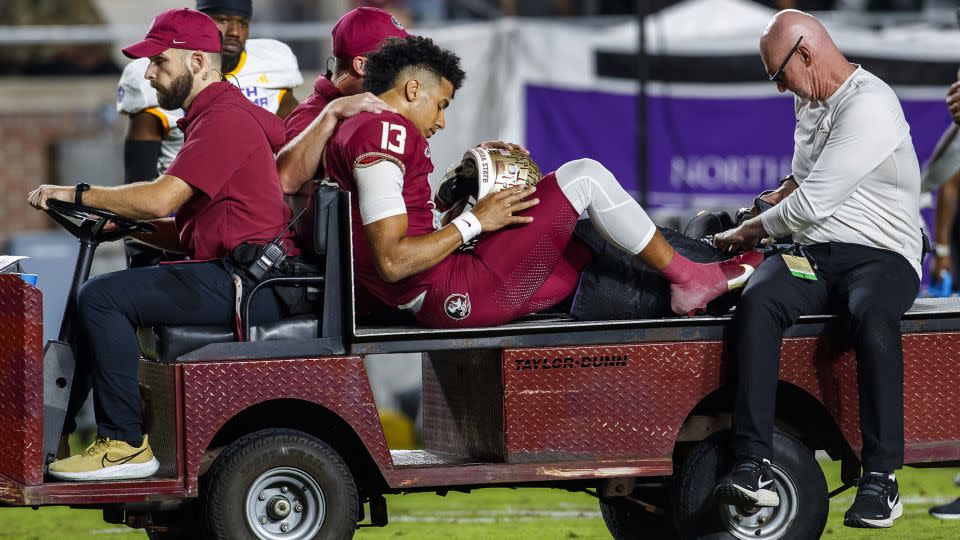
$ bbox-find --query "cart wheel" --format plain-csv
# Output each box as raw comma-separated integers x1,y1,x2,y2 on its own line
600,485,679,539
204,428,358,540
673,430,828,540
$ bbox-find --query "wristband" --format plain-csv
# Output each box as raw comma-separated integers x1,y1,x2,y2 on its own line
936,244,951,257
451,211,482,243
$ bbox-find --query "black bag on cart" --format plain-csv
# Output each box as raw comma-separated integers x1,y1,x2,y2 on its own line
569,221,738,321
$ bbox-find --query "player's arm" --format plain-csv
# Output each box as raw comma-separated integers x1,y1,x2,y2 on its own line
359,160,538,283
275,89,299,120
28,175,195,221
124,112,163,184
276,93,395,195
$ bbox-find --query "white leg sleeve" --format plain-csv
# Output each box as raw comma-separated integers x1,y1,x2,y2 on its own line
555,158,656,256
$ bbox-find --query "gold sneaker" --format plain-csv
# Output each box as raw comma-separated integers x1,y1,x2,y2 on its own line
48,435,159,481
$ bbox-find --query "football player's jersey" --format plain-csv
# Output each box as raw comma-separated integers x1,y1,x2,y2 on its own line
116,38,303,174
323,111,437,310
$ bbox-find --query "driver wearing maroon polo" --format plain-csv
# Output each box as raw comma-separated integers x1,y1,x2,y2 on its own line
26,8,305,481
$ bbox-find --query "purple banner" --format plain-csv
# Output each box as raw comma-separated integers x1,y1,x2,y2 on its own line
525,83,951,209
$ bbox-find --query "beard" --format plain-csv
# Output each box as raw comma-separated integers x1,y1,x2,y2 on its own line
154,71,193,110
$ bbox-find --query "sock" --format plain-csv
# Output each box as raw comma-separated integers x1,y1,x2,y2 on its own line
660,253,698,284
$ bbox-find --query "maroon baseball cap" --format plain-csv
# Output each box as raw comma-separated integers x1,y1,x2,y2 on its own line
122,8,222,60
332,7,410,59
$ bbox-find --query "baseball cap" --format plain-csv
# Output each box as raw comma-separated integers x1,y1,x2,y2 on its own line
122,8,222,60
332,7,410,59
196,0,252,19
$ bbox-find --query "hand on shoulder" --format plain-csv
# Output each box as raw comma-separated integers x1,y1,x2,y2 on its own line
327,93,396,121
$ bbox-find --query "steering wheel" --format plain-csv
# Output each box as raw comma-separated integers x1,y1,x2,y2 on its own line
46,199,157,243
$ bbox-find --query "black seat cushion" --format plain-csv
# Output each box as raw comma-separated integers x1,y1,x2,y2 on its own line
139,316,318,364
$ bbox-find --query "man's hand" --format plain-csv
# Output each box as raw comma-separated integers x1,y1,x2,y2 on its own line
478,140,530,155
27,185,74,210
326,92,395,121
948,79,960,125
714,218,767,253
471,185,539,232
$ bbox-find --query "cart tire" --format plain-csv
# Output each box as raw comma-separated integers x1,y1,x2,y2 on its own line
673,430,827,540
600,485,679,539
204,428,358,540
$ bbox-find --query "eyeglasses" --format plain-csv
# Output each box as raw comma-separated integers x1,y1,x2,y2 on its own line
768,36,803,84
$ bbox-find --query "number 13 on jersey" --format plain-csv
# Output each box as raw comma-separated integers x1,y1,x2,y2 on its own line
380,121,407,154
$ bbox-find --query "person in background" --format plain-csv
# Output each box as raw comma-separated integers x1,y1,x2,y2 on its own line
118,0,302,268
278,6,408,194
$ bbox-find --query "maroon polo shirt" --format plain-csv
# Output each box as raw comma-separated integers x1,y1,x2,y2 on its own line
283,75,344,144
167,82,298,260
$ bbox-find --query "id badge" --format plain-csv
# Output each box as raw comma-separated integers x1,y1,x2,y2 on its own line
782,254,817,280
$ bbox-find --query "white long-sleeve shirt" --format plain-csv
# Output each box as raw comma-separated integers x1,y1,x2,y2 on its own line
761,66,923,277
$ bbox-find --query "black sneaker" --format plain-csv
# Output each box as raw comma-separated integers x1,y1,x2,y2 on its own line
713,457,780,507
843,472,903,528
930,497,960,520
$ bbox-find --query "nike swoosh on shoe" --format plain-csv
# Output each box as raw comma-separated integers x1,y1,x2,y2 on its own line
726,264,755,290
101,447,147,468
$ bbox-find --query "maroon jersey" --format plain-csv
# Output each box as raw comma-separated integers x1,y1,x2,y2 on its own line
283,75,343,144
324,110,439,309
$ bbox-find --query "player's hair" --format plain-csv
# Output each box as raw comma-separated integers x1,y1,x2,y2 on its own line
362,36,466,97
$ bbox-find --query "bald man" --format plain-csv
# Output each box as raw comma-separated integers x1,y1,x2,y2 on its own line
712,10,922,530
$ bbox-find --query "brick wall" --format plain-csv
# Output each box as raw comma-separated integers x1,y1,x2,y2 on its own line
0,111,107,244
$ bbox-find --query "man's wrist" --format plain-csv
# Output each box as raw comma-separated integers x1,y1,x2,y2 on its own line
936,244,951,257
451,211,482,243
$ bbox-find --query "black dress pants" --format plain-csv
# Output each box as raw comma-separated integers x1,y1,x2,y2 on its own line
63,259,286,442
730,243,918,473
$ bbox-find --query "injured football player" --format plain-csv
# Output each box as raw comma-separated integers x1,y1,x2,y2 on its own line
321,35,764,328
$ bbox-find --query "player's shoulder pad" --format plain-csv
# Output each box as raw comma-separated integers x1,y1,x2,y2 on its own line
117,58,158,114
345,111,420,170
244,38,303,89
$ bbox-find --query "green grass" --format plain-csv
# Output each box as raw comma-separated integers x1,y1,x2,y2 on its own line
2,462,960,539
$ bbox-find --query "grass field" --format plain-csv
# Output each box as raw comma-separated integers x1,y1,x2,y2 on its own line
3,462,960,539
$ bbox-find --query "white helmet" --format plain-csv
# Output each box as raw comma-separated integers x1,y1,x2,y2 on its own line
464,146,543,202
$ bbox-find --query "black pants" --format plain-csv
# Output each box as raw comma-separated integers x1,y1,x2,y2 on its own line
731,243,919,473
63,259,286,442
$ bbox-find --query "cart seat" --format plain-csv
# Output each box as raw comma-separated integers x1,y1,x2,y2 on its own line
138,185,347,364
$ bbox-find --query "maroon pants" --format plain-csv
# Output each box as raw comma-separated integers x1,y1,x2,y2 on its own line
415,173,590,328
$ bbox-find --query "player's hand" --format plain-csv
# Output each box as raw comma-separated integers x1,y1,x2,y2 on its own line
326,92,395,121
478,140,530,155
948,80,960,124
27,184,73,210
713,222,763,253
932,255,953,282
471,185,539,232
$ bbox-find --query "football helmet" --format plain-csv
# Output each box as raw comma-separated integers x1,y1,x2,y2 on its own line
436,145,542,210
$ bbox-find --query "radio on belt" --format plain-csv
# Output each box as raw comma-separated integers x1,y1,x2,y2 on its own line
247,240,288,282
245,205,309,281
